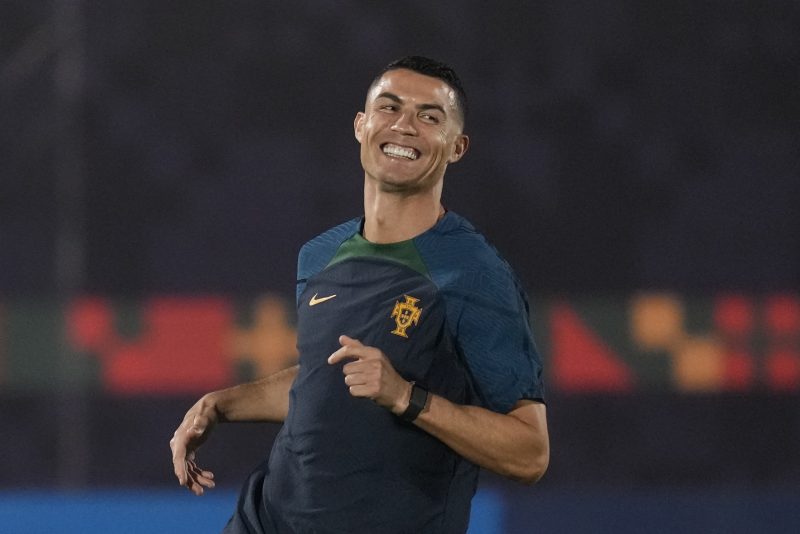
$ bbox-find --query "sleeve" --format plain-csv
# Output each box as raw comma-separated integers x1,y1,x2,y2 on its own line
296,243,311,307
443,263,545,414
295,218,362,307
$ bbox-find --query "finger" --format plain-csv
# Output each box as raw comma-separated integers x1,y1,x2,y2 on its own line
339,335,363,348
187,459,214,480
189,460,215,481
187,474,204,496
328,343,364,365
189,474,215,489
343,372,367,386
174,462,187,486
184,465,207,496
170,437,188,485
347,384,375,398
342,358,366,375
187,460,216,489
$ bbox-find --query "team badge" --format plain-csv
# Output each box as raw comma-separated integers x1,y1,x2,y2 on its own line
390,295,422,338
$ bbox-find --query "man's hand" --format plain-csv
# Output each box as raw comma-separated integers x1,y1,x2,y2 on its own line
170,397,218,496
328,335,412,415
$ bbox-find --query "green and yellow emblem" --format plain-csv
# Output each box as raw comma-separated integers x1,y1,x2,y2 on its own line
390,295,422,338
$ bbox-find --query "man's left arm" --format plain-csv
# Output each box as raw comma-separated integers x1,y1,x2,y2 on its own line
329,335,549,484
414,395,548,484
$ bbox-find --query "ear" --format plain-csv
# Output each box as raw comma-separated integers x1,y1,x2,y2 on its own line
447,134,470,163
354,112,365,143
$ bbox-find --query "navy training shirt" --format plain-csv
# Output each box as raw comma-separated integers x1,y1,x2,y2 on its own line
229,211,544,534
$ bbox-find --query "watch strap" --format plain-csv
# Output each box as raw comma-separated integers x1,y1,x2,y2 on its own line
400,382,428,422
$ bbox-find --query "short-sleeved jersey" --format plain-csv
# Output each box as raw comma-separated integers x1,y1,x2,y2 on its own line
228,211,544,534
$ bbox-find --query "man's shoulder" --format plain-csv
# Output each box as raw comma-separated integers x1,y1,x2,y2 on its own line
297,217,361,279
300,217,362,252
416,212,516,279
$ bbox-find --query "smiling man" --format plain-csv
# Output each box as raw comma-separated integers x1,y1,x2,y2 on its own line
171,56,549,534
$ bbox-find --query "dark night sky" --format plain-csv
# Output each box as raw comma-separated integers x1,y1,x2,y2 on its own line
1,0,798,297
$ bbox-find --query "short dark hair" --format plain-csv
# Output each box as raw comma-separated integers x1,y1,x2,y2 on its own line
371,55,468,126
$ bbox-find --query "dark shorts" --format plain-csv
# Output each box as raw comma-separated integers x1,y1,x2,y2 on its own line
222,462,285,534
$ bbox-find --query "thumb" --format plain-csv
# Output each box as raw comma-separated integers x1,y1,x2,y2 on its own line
339,335,363,347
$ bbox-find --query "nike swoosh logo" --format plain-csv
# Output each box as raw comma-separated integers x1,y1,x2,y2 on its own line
309,293,337,306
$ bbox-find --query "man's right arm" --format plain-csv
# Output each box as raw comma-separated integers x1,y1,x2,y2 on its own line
170,365,298,495
210,364,298,423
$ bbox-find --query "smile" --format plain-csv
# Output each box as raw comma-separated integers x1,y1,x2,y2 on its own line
381,143,419,161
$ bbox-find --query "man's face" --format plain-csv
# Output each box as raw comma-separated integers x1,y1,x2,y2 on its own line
354,69,469,194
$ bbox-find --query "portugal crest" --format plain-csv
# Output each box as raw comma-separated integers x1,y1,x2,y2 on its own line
390,295,422,338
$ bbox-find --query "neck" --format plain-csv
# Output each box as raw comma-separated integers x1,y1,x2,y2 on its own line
362,179,444,243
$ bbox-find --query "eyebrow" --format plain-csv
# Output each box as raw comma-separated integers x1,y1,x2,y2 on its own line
375,91,447,116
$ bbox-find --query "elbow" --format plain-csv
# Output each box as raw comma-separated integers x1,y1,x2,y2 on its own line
495,403,550,484
517,454,549,485
511,445,550,485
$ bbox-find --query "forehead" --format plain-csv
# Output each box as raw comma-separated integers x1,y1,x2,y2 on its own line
367,69,458,111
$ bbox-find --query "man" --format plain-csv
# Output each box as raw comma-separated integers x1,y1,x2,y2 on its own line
171,56,549,534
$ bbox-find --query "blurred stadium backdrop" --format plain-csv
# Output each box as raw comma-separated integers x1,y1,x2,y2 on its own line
2,1,798,533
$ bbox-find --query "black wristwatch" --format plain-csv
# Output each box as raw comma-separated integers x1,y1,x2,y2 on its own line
400,382,428,422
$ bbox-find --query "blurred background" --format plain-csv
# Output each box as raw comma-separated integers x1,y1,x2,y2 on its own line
1,1,799,532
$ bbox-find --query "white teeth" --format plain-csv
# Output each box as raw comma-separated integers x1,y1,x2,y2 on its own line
383,144,418,160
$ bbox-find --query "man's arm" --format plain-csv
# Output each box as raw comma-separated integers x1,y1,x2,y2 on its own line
328,336,549,484
169,365,298,495
413,397,548,484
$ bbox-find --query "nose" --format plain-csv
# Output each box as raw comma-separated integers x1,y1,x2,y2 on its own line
390,113,417,135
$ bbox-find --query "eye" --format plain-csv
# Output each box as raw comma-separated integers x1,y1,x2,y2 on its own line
419,112,440,124
380,104,397,112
